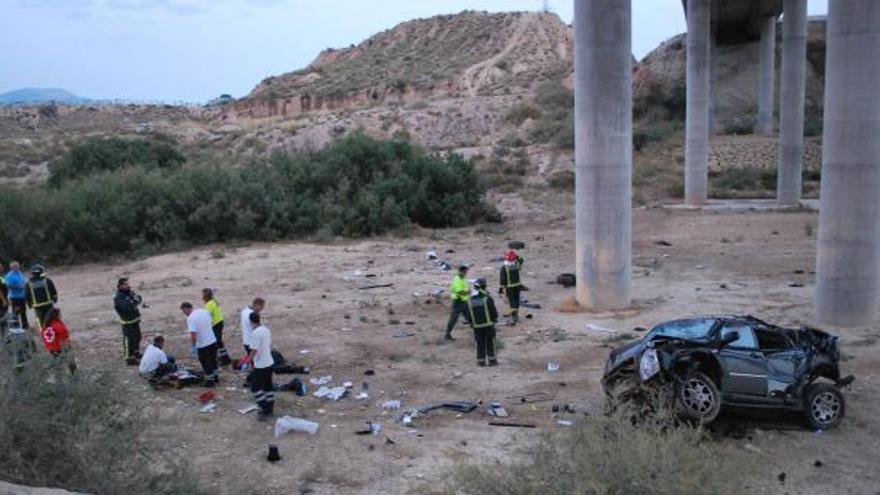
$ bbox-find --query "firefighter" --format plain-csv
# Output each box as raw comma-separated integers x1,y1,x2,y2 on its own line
444,264,471,341
202,288,231,367
499,250,525,326
463,278,499,367
114,277,145,365
26,263,57,329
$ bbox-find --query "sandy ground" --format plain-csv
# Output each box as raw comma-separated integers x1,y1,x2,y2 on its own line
41,192,880,495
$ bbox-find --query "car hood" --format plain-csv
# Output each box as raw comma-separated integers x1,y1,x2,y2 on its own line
604,339,646,373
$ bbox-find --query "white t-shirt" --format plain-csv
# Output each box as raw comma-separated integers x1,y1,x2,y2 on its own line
139,344,169,374
187,308,217,349
241,306,256,347
251,325,273,369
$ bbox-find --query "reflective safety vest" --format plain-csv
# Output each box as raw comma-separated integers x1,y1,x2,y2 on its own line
468,296,493,329
29,278,53,308
503,265,522,289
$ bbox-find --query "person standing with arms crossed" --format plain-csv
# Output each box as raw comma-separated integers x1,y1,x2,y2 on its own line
114,277,145,365
202,288,231,367
444,264,470,341
180,302,219,387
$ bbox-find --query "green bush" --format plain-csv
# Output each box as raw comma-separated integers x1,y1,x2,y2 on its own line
0,133,496,262
529,81,575,149
48,136,186,187
0,352,201,494
547,170,575,191
505,103,542,126
442,407,747,495
712,167,777,198
723,118,756,136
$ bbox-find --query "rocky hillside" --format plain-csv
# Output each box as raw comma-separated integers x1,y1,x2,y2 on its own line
221,11,573,120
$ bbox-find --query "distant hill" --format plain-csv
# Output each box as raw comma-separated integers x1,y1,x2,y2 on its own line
0,88,90,106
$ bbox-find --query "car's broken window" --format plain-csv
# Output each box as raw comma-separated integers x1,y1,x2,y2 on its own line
755,329,791,350
648,318,717,340
721,323,758,349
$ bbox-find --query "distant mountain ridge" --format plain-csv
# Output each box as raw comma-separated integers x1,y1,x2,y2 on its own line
0,88,90,106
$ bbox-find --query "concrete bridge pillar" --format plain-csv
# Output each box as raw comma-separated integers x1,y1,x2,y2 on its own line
777,0,807,205
573,0,632,310
756,16,777,135
815,0,880,327
685,0,711,205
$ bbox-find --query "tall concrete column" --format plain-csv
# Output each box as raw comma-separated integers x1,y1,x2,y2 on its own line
573,0,632,310
756,16,777,135
777,0,807,205
815,1,880,327
685,0,710,205
708,32,717,134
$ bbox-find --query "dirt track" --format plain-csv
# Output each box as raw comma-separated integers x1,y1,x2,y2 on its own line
46,192,879,494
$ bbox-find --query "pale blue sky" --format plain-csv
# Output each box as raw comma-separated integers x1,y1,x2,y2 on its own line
0,0,828,103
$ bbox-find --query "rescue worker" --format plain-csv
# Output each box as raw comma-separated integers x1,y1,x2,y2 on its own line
202,288,231,366
499,250,525,326
243,311,274,421
5,262,29,329
180,301,219,387
26,263,57,329
240,297,265,355
41,307,76,374
444,264,470,341
463,278,499,367
114,277,145,365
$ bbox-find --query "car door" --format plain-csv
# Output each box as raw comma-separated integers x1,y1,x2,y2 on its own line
755,328,803,399
718,321,768,396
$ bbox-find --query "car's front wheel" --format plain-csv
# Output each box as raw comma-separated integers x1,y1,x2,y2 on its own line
804,383,845,430
675,371,721,424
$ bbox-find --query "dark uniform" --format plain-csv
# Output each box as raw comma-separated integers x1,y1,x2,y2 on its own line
463,288,499,366
114,288,143,365
499,260,523,325
26,274,57,329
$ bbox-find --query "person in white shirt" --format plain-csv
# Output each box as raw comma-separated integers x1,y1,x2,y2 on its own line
180,301,219,387
139,335,175,380
240,297,265,355
244,311,274,420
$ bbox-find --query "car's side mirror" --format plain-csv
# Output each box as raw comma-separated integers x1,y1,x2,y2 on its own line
719,331,739,348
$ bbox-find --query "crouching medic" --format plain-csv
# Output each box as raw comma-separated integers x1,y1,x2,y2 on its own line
464,278,499,367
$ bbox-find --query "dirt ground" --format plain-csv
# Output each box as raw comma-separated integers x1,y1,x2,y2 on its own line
45,191,879,495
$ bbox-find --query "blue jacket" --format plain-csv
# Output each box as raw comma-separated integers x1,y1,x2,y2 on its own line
4,270,26,300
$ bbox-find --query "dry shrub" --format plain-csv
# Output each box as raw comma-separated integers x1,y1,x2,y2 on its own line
443,407,748,495
0,350,202,494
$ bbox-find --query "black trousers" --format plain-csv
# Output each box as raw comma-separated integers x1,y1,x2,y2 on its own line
197,342,219,383
212,322,231,364
122,322,142,359
34,304,53,329
506,287,522,310
250,367,274,415
446,300,468,336
10,299,28,329
474,325,497,363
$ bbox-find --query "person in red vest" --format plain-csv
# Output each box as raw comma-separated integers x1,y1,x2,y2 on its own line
41,307,76,374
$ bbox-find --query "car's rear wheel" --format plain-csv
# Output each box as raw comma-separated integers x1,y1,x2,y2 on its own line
675,371,721,424
804,383,845,430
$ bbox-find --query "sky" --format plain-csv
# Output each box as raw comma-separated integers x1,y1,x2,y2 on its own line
0,0,828,103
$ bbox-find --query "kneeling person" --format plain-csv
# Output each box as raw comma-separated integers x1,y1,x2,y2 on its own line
245,312,274,420
139,335,176,381
464,278,499,367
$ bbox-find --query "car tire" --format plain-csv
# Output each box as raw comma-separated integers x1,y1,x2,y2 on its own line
804,383,845,430
675,371,722,424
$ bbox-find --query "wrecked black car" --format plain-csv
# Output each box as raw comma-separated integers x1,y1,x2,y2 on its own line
601,315,854,429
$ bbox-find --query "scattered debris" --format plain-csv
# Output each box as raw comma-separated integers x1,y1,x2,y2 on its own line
199,403,217,413
426,251,438,260
238,405,260,415
364,369,376,376
508,241,526,249
356,392,370,400
276,378,306,395
556,273,576,288
789,282,805,288
359,283,394,290
654,240,673,247
343,381,354,388
521,302,541,309
547,362,560,373
778,472,786,485
310,376,333,386
198,391,216,403
385,437,396,445
267,445,281,462
814,460,823,468
556,419,574,426
486,403,509,418
383,400,402,410
585,323,615,333
314,386,347,401
506,392,554,403
274,416,320,437
489,421,536,428
370,422,383,436
392,330,416,338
